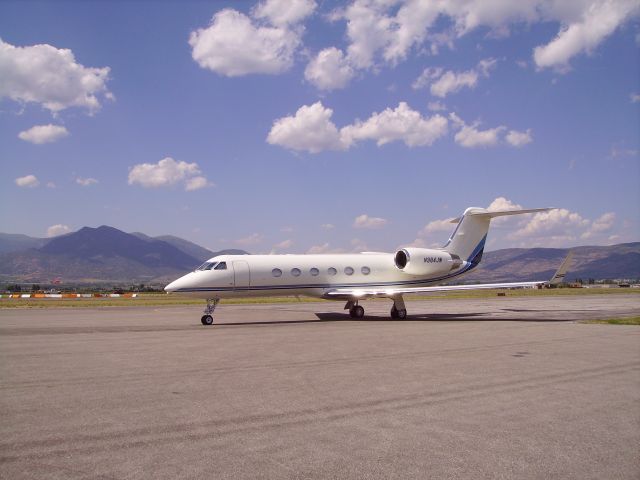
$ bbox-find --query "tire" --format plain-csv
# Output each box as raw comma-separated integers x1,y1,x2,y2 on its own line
390,306,398,319
397,309,407,319
350,305,365,318
201,315,214,325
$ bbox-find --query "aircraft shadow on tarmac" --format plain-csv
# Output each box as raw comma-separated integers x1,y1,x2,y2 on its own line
216,311,570,327
313,312,568,322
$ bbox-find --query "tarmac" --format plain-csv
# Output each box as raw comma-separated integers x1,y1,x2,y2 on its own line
1,294,639,479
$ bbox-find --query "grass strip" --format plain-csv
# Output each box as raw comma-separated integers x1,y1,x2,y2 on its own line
582,316,640,325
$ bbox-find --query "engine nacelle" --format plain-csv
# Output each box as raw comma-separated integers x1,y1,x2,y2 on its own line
394,248,462,276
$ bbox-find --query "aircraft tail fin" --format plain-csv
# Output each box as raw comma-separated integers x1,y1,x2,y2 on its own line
549,251,573,285
444,207,553,265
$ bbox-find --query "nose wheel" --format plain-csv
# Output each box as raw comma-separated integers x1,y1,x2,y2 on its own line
201,299,219,326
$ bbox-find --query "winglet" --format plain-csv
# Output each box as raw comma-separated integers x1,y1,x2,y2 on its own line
549,251,573,285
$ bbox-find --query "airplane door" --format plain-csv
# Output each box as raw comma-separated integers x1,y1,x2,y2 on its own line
233,261,250,290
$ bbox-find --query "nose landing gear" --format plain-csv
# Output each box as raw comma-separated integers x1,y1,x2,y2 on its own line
201,299,219,325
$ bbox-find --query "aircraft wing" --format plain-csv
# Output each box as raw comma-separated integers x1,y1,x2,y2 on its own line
325,251,573,300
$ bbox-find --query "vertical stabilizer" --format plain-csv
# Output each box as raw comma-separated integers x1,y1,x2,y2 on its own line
444,207,553,265
444,208,491,264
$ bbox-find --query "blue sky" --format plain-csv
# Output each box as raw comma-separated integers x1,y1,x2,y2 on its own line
1,0,639,254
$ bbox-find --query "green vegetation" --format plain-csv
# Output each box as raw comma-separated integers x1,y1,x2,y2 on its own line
0,287,637,309
583,316,640,325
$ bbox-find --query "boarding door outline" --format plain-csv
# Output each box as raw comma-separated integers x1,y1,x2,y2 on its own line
233,261,250,291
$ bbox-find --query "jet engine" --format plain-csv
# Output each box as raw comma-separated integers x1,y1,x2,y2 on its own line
394,248,462,276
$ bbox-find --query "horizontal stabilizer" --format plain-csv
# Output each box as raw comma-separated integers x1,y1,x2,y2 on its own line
449,207,552,225
470,207,553,218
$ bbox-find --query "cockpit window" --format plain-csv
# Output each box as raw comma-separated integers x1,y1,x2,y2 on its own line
197,262,217,271
214,262,227,270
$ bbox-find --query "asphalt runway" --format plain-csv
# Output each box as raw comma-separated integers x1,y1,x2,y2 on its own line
1,294,639,479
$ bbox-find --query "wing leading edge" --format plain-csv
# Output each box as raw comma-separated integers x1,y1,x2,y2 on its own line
324,252,573,300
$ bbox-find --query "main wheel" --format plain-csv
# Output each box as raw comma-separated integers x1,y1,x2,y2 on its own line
350,305,365,318
201,315,214,325
397,308,407,319
390,306,398,319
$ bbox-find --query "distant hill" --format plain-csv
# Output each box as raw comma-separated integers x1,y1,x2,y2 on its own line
0,233,48,254
462,242,640,283
41,226,200,270
0,226,247,284
132,233,246,262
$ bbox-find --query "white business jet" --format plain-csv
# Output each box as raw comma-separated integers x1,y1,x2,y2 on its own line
165,207,572,325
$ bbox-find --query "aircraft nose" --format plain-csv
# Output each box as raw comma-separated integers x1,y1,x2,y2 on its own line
164,272,197,293
164,280,178,293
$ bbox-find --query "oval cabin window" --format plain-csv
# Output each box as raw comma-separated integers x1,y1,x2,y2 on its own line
272,268,282,277
361,266,371,275
328,267,337,276
291,268,301,277
345,267,354,275
310,268,319,276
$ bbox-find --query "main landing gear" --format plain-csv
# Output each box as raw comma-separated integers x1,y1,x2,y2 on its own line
344,296,408,319
390,305,407,319
344,300,365,318
390,295,407,319
201,298,219,325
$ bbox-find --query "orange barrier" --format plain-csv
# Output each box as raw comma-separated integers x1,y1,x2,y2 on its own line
1,293,139,299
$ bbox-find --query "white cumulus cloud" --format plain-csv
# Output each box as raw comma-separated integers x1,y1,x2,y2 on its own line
268,101,449,153
487,197,523,212
630,92,640,103
76,177,98,186
413,59,496,98
18,124,69,144
185,176,211,191
510,208,590,243
581,212,616,239
253,0,316,27
450,113,504,148
487,197,524,225
533,1,639,71
325,1,637,78
419,218,455,236
267,102,346,153
304,47,355,91
430,70,478,98
128,157,211,191
353,214,388,229
506,129,533,147
189,6,307,77
450,113,532,149
341,102,448,147
0,38,112,113
47,224,70,238
15,174,39,188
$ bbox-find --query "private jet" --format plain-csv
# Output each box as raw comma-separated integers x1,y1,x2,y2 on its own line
165,207,572,325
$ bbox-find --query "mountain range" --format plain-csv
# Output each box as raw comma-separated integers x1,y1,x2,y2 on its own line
0,226,638,285
0,226,246,284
